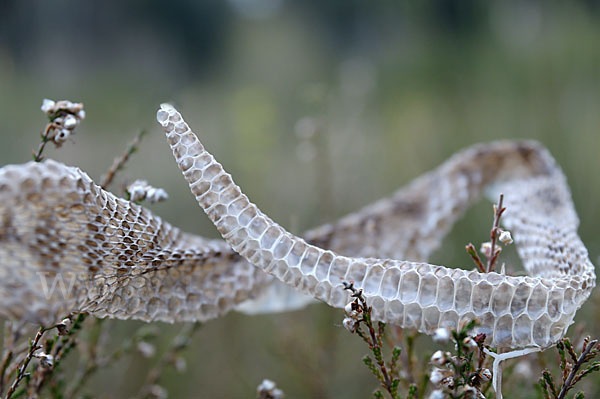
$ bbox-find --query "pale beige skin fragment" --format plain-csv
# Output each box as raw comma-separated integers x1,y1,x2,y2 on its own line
0,103,594,357
157,103,595,350
0,131,473,324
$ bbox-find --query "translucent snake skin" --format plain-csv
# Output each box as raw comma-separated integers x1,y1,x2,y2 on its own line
157,103,595,350
0,104,595,354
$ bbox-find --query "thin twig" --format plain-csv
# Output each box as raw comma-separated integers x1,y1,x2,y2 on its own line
557,340,598,399
343,282,397,397
100,129,146,189
32,124,54,162
5,327,46,399
487,194,505,273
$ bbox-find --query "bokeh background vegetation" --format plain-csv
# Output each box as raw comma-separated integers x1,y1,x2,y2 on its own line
1,1,599,397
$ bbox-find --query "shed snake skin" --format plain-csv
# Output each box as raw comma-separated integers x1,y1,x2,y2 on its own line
0,104,595,354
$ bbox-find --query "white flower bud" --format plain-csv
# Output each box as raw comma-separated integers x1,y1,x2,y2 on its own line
499,230,513,245
342,317,357,333
480,242,491,257
77,109,86,120
430,350,448,367
258,379,276,392
148,385,168,399
271,388,284,399
137,341,156,358
257,379,284,399
433,327,450,343
344,302,354,314
428,390,445,399
41,99,56,114
463,336,478,350
56,100,70,109
35,352,54,368
430,367,452,385
146,187,169,204
68,102,84,113
63,114,79,129
478,368,491,382
440,376,454,389
54,129,71,145
515,361,533,379
480,242,501,258
56,317,72,336
174,356,187,373
127,180,168,203
127,180,149,201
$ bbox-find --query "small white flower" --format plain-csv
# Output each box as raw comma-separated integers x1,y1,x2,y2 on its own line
430,350,448,367
41,99,56,114
137,341,156,358
35,352,54,368
148,385,168,399
478,368,491,382
77,109,86,120
430,367,452,385
128,180,148,202
127,180,168,203
56,317,72,336
342,317,357,333
55,100,70,110
54,129,72,145
514,361,533,379
344,302,354,314
63,114,79,129
174,356,187,373
258,379,276,392
480,242,491,257
433,327,450,343
146,187,169,204
257,379,284,399
428,390,445,399
344,300,361,320
67,102,84,113
440,376,454,389
463,336,478,350
499,230,513,245
480,242,501,258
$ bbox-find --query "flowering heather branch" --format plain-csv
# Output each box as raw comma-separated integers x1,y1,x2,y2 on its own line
429,321,491,399
33,99,85,162
342,281,416,399
465,194,512,274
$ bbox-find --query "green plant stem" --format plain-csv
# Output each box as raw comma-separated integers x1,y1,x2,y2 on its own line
557,340,598,399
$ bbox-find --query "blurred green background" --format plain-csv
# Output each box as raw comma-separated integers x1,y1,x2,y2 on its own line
1,1,600,397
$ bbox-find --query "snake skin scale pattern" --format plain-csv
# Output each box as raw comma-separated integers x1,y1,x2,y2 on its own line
157,103,595,349
0,103,594,352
